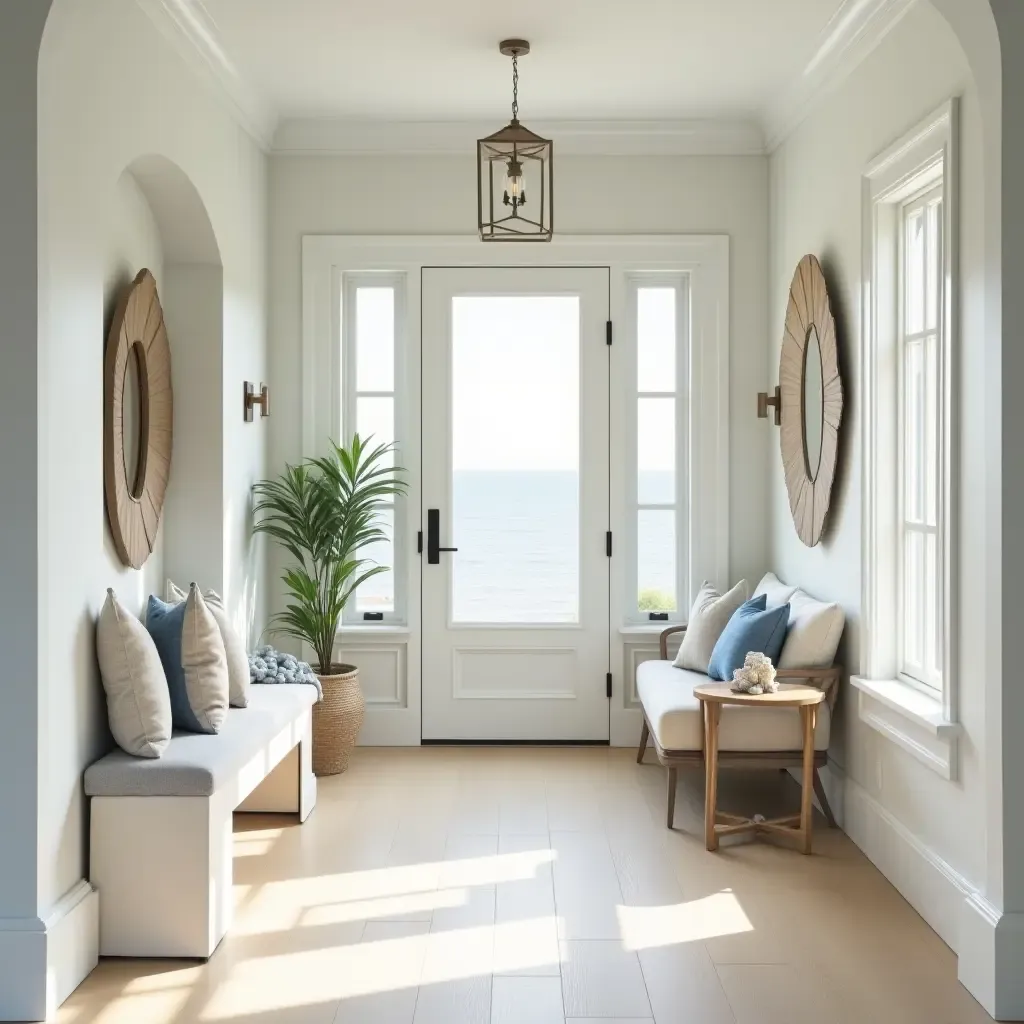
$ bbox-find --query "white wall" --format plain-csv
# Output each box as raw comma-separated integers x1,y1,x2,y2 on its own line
35,0,267,939
269,152,770,592
768,1,989,935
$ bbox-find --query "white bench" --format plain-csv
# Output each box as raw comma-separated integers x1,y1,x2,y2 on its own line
84,685,317,958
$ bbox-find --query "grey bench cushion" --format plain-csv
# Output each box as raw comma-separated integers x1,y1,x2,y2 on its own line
84,684,317,798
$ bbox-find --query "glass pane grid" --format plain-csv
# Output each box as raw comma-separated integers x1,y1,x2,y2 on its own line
345,280,401,621
897,186,944,691
632,279,682,618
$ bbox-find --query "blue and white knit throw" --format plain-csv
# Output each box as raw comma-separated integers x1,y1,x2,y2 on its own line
249,645,323,701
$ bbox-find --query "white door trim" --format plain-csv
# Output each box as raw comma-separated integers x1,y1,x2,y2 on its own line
301,234,730,746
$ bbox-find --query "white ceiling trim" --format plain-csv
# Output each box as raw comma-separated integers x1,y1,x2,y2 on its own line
762,0,916,151
133,0,917,160
270,117,765,157
134,0,277,149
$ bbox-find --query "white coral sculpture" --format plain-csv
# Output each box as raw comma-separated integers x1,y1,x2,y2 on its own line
731,651,778,695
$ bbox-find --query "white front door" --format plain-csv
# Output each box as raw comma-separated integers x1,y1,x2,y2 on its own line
421,267,610,741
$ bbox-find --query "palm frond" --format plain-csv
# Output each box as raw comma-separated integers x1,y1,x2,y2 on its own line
253,434,405,672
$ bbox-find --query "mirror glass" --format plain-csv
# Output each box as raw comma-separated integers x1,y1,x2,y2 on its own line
122,340,149,500
803,325,824,481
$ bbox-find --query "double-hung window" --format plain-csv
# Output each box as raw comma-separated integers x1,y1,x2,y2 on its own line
898,186,944,691
856,100,959,777
628,274,688,623
340,273,406,624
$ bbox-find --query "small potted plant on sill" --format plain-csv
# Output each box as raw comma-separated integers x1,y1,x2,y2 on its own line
253,434,405,775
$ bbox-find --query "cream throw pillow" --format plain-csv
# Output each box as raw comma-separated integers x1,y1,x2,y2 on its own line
778,589,845,669
166,580,249,708
753,572,797,608
96,589,172,758
673,579,750,673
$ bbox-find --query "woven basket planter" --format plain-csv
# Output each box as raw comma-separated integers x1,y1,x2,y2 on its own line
312,664,364,776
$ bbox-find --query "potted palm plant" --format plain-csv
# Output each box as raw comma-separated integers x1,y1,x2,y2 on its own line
253,435,405,775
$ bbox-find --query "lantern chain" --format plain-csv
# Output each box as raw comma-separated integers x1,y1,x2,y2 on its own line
512,52,519,122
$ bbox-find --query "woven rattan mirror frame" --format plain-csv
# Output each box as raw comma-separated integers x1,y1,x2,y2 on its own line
103,269,173,568
779,255,843,547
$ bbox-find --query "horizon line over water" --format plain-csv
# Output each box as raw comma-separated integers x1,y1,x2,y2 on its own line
449,468,676,623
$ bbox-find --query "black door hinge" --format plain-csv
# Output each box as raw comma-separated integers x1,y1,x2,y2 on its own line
606,672,613,699
417,530,423,555
606,531,613,557
606,320,613,346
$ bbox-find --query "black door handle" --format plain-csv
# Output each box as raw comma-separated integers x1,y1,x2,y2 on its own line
426,508,458,564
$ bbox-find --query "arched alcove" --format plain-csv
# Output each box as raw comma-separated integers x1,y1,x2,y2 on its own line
109,154,227,609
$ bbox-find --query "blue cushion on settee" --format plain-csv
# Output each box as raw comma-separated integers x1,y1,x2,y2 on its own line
707,594,790,682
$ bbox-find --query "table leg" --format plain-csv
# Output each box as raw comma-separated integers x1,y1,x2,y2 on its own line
704,701,721,852
800,704,817,854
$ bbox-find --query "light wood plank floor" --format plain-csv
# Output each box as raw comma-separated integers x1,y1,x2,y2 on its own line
60,747,993,1024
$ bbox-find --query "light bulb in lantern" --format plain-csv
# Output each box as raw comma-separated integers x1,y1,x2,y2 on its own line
503,156,526,208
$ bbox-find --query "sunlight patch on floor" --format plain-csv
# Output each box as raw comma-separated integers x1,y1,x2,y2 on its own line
200,918,563,1018
233,849,555,934
616,889,753,951
82,987,193,1024
300,885,468,926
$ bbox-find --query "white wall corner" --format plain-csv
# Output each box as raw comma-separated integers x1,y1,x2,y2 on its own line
133,0,277,149
761,0,916,151
958,897,1024,1020
0,881,98,1021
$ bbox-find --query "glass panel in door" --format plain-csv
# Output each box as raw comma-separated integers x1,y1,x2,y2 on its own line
450,296,580,625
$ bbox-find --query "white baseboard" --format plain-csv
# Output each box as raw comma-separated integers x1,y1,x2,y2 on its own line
958,895,1024,1021
844,778,973,950
0,880,99,1021
843,779,1024,1020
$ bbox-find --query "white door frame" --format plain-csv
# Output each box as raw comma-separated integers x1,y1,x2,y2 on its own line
302,234,730,746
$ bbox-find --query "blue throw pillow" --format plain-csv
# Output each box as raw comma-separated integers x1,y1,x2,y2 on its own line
146,591,228,734
707,594,791,682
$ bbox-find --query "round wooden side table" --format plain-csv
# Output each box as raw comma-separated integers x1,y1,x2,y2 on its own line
693,681,827,855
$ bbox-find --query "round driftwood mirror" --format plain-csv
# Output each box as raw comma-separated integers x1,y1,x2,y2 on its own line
104,269,173,569
780,255,843,547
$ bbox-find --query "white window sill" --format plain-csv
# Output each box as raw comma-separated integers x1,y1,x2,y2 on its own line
850,675,960,780
620,624,684,637
337,625,410,641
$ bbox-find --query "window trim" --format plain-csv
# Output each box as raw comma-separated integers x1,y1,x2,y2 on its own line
857,99,960,778
624,272,690,625
302,233,729,748
338,271,408,626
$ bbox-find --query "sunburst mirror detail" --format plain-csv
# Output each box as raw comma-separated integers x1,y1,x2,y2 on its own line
779,255,843,547
103,268,173,569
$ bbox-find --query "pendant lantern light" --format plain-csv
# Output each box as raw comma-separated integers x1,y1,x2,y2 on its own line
477,40,553,241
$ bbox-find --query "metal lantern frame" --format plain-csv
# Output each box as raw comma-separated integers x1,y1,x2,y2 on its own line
477,40,553,242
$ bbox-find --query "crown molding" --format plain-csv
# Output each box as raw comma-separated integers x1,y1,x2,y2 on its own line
271,117,765,157
762,0,916,152
134,0,277,149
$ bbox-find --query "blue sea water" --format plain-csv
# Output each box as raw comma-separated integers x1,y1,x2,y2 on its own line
451,470,675,623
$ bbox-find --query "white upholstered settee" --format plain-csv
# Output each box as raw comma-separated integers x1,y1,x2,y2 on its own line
635,573,843,829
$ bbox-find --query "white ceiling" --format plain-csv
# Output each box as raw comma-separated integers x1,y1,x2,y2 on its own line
201,0,846,123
